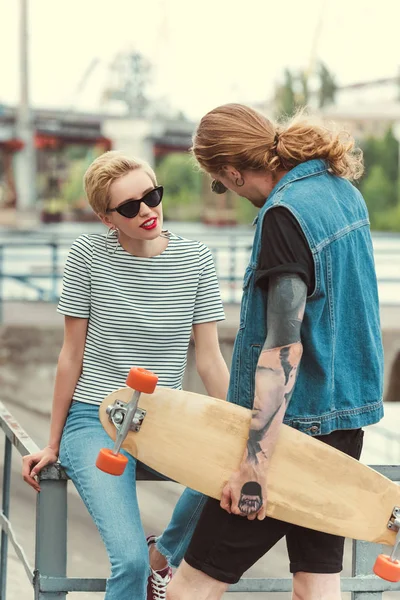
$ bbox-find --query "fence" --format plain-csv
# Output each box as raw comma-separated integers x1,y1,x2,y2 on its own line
1,400,400,599
0,237,399,321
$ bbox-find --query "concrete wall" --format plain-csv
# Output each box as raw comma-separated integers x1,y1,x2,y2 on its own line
0,316,399,417
102,118,154,165
382,330,400,402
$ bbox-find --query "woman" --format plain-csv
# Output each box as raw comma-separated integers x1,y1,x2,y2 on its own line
22,151,229,600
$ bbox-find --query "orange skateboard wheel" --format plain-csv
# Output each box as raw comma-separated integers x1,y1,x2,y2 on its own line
373,554,400,582
126,367,158,394
96,448,128,476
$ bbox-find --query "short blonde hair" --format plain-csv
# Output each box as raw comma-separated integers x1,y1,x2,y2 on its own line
192,103,364,181
83,151,157,214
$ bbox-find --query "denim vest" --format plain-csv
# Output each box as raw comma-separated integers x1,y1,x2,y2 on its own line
227,159,384,436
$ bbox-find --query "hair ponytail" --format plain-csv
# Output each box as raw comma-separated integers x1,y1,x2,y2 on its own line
192,104,364,181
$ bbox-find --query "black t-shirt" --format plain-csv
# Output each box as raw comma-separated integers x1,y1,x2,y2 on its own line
255,207,315,295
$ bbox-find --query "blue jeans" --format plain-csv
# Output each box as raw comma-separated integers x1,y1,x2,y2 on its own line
59,401,206,600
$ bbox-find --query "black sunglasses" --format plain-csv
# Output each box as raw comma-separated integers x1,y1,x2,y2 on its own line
211,180,227,194
107,186,164,218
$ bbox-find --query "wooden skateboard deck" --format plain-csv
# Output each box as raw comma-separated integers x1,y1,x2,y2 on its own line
99,386,400,546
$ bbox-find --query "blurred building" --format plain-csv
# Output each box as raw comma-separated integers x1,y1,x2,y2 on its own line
318,101,400,139
0,105,111,212
0,105,242,225
0,107,191,209
6,92,398,226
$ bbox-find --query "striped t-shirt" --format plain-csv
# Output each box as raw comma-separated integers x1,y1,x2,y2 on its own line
57,232,225,405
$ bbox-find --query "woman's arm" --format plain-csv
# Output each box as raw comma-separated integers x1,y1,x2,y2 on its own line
22,316,88,491
192,321,230,400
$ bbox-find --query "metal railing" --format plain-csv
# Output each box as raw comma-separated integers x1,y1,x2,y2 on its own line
0,240,252,321
1,400,400,598
366,425,400,465
0,238,399,322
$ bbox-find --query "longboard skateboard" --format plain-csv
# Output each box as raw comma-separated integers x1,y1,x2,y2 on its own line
96,367,400,583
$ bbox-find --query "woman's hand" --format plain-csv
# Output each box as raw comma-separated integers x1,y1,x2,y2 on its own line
22,446,59,492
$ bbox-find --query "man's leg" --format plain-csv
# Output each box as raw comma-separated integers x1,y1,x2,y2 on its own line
168,429,363,599
292,573,340,600
168,567,340,600
286,521,345,600
167,561,228,600
288,428,365,600
287,523,344,600
167,496,291,599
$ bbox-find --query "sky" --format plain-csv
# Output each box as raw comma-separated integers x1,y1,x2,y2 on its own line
0,0,399,119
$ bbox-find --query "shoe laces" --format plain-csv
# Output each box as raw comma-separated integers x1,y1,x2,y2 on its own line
150,568,171,600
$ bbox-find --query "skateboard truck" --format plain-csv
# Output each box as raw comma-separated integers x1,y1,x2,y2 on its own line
106,399,147,433
373,506,400,582
95,367,158,476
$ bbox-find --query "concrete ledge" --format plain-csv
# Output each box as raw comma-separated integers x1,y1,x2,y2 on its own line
0,302,399,416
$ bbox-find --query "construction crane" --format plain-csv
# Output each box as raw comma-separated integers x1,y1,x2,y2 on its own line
305,0,328,81
67,58,100,113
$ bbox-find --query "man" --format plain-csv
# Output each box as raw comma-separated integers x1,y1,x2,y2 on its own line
167,104,383,600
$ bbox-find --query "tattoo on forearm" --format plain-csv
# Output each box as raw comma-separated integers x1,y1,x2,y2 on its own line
238,482,263,515
247,404,281,463
244,275,307,467
265,274,307,349
280,346,294,384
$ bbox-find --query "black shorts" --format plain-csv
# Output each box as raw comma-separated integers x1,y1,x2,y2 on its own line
185,428,364,584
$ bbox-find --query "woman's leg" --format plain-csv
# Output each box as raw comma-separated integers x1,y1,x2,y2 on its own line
156,488,207,568
59,402,149,600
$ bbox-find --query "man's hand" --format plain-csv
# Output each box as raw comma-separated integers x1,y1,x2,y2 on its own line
220,460,269,521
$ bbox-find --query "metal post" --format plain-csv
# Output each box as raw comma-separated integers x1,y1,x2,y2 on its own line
229,237,236,303
397,129,400,206
0,438,12,600
51,243,57,301
14,0,36,216
34,465,68,600
352,539,382,600
397,64,400,102
213,247,219,282
0,245,3,325
393,121,400,206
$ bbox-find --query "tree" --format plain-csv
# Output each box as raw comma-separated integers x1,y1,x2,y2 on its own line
361,128,399,208
380,128,399,185
274,62,337,117
61,147,102,210
318,63,337,108
373,203,400,232
361,136,381,176
299,70,310,107
275,69,297,116
361,165,394,222
156,153,203,221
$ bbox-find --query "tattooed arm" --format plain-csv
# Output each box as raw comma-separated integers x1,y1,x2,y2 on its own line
220,273,307,520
